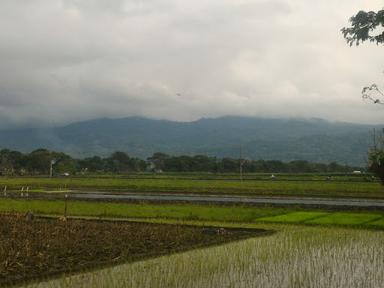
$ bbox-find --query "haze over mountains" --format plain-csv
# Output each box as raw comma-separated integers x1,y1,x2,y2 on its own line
0,116,380,166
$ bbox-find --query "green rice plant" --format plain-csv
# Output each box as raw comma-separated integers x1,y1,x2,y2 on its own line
256,211,329,223
25,225,384,288
367,218,384,228
0,199,287,222
306,212,383,226
2,199,384,229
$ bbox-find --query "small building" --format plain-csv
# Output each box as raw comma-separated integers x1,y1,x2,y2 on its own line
146,162,163,173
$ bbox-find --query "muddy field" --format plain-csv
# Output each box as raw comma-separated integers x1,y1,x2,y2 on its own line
0,214,266,286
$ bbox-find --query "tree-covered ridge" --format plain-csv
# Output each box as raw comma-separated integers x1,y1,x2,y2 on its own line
0,117,379,166
0,149,363,176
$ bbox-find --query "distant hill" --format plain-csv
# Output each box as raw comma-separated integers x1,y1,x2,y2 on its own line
0,116,381,166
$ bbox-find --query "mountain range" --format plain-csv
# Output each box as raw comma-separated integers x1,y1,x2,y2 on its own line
0,116,381,166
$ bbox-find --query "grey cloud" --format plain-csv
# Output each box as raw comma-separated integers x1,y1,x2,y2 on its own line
0,0,383,129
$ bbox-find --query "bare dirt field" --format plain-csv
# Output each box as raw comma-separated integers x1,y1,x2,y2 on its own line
0,214,267,287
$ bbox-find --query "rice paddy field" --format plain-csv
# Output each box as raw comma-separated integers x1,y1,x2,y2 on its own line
23,222,384,288
2,199,384,229
1,174,384,287
0,173,382,198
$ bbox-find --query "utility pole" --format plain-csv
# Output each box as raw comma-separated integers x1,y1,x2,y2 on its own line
49,159,56,178
373,128,377,151
239,145,244,182
64,194,68,219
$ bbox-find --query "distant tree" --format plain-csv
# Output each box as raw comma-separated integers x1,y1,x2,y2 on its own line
0,149,15,175
0,149,30,175
191,155,216,172
265,160,285,173
109,151,132,173
24,150,75,175
367,130,384,183
214,158,230,173
288,160,311,173
78,156,105,172
368,150,384,183
252,160,268,173
54,154,77,174
130,158,147,172
25,149,53,175
148,152,169,171
164,156,193,172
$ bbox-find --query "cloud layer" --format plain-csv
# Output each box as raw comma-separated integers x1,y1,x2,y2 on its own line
0,0,383,128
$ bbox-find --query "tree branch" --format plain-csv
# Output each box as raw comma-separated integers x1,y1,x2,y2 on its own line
362,84,384,104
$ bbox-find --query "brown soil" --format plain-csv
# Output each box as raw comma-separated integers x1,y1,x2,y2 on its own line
0,214,269,287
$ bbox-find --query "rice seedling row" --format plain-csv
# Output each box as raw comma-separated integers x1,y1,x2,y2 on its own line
26,224,384,288
2,199,384,229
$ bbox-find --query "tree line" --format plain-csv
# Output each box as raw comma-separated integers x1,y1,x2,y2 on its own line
0,148,364,176
148,152,363,173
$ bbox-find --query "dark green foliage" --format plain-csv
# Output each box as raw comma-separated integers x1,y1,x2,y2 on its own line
25,149,52,174
368,149,384,184
78,156,104,172
341,9,384,46
0,149,147,175
147,152,170,171
0,148,361,176
0,149,25,175
54,155,78,175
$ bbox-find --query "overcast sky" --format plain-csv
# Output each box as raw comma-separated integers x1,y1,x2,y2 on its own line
0,0,383,128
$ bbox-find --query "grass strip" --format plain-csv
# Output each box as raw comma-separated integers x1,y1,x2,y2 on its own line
1,198,384,229
0,198,286,222
305,212,383,226
368,218,384,228
256,211,329,223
